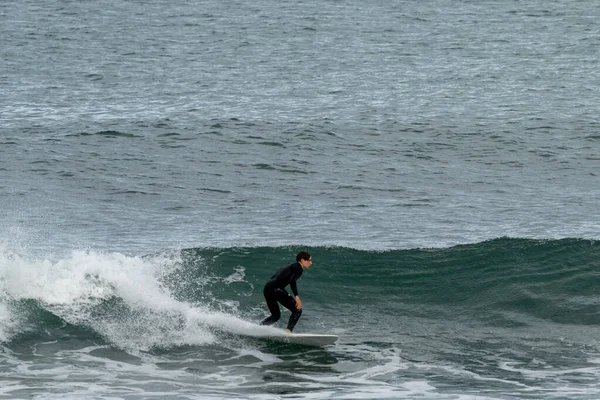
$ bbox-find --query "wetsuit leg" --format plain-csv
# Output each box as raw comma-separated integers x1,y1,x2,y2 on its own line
260,289,281,326
286,308,302,332
272,289,302,332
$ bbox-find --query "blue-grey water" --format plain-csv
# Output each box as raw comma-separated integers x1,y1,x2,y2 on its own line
1,0,599,399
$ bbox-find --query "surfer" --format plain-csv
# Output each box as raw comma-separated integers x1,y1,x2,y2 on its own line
260,251,312,333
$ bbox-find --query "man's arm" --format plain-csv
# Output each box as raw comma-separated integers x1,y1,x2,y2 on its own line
290,279,298,297
290,278,302,309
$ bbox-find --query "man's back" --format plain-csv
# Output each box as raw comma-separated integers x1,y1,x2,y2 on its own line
267,262,303,290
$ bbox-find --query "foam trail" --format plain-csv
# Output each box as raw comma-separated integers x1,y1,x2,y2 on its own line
0,248,273,350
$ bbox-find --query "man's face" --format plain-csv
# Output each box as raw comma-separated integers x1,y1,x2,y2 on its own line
299,257,312,269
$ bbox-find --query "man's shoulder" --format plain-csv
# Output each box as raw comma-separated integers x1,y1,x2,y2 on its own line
283,262,302,275
276,262,297,275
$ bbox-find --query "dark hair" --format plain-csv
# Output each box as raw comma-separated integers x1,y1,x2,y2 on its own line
296,251,311,262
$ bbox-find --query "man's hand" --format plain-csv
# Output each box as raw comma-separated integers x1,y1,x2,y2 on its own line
295,295,302,310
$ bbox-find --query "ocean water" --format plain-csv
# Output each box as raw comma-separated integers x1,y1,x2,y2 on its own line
1,0,599,398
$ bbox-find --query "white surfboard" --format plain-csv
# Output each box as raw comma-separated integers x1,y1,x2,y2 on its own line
262,332,338,346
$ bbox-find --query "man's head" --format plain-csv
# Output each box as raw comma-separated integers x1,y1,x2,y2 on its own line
297,251,312,269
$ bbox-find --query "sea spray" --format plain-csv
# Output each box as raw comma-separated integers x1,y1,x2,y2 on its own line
0,248,275,351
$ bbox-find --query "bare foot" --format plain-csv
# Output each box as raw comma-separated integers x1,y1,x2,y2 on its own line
285,329,292,334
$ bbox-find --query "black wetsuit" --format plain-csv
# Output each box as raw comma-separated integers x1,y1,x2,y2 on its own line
260,262,303,331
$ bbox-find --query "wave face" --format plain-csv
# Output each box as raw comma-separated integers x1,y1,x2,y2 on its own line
2,238,598,348
179,238,600,330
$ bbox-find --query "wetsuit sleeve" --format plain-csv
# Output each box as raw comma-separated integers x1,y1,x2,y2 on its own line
290,279,298,297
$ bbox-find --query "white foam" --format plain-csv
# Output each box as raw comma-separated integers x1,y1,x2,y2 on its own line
223,266,248,284
0,248,269,350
